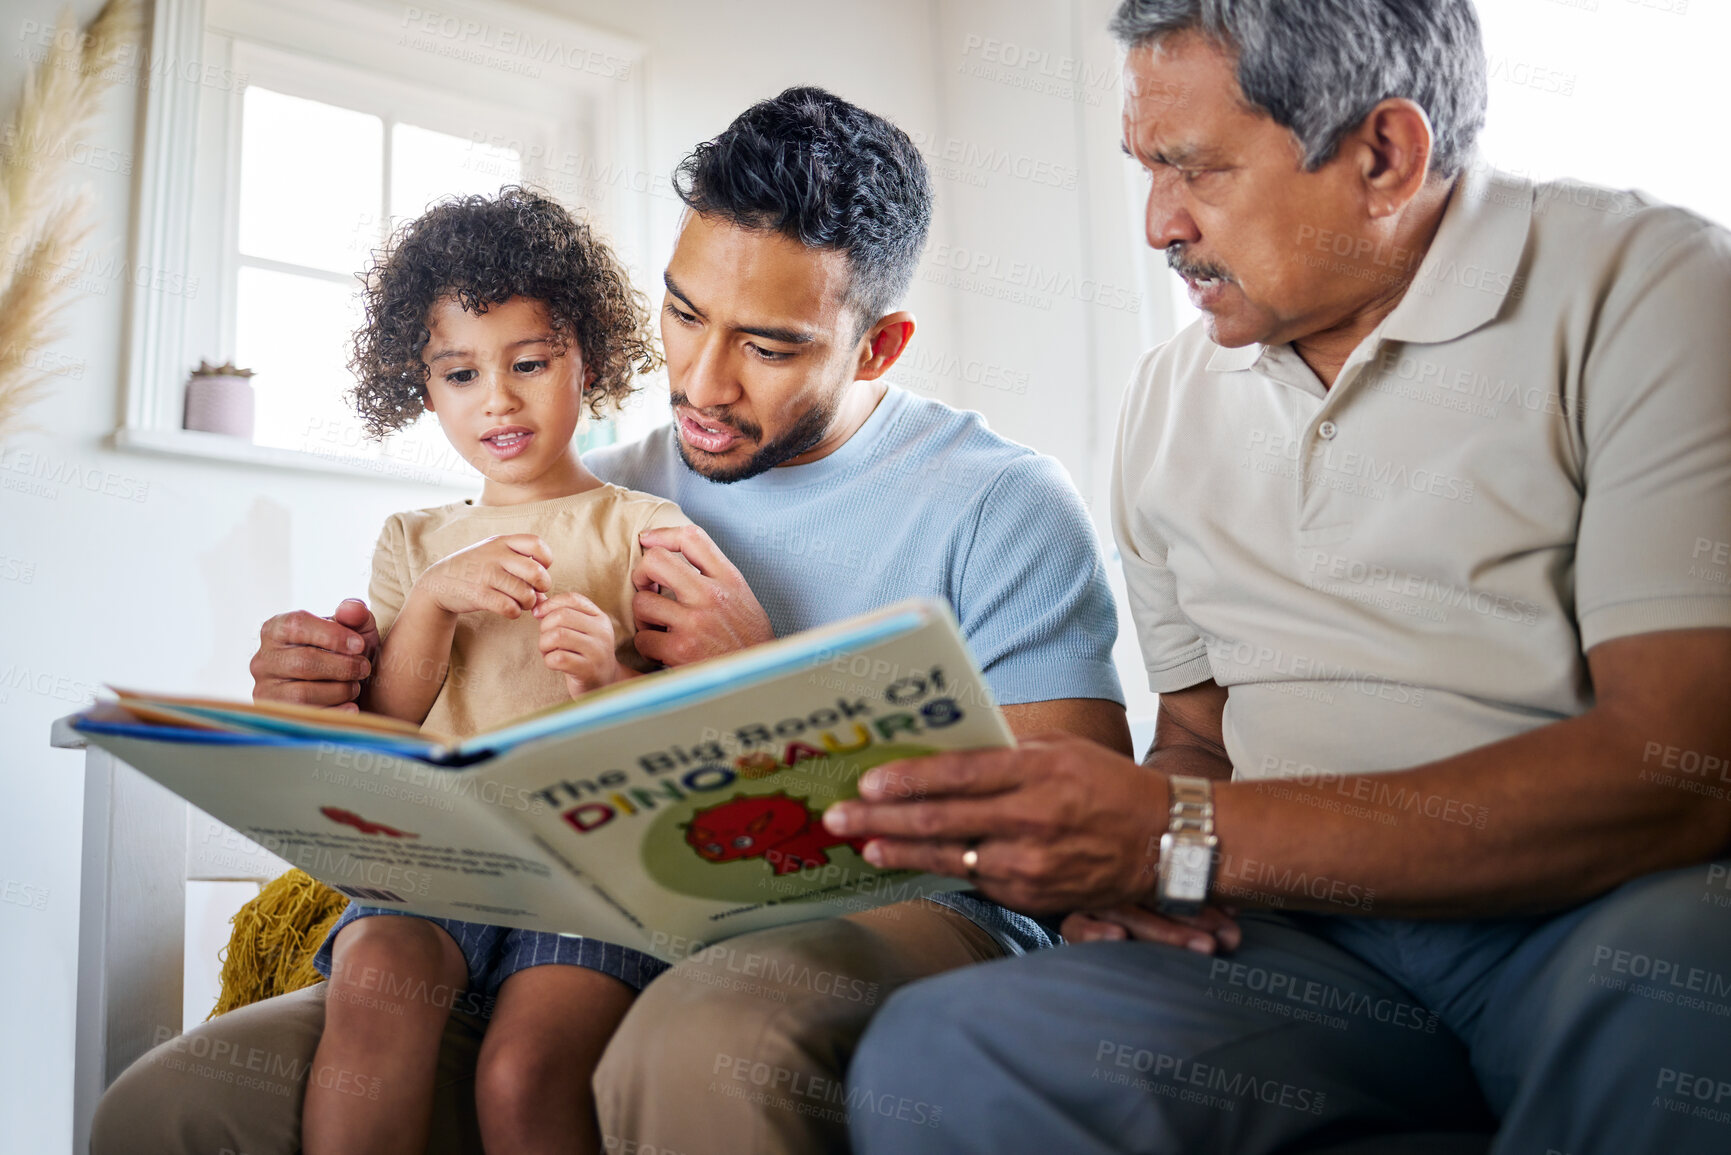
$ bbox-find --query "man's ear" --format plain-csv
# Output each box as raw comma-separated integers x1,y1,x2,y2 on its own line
854,311,916,382
1348,98,1435,219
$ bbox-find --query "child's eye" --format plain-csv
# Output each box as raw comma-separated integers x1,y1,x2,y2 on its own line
514,359,547,374
444,369,476,385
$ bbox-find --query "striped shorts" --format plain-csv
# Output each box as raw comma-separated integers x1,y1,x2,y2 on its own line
311,903,668,1016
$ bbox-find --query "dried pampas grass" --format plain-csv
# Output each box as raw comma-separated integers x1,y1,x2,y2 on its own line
0,0,141,441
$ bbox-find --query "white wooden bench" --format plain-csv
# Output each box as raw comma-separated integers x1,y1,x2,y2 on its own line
53,715,288,1154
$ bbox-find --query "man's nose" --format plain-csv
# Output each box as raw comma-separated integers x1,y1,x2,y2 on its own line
1146,179,1201,251
679,334,742,410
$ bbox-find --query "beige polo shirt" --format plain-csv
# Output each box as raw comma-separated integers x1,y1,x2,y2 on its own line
1112,162,1731,782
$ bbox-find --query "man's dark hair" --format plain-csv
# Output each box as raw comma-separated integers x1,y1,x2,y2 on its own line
1109,0,1487,180
672,86,931,335
349,186,658,439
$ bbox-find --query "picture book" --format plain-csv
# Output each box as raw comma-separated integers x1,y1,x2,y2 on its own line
71,599,1011,961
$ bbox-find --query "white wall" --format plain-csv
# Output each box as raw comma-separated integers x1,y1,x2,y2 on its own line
0,2,1160,1150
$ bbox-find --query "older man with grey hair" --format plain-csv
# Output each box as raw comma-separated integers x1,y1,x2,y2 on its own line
840,1,1731,1152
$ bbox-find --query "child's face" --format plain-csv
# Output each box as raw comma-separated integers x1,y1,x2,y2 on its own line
420,295,592,501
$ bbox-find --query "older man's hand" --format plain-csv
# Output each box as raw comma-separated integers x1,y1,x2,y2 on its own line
1061,903,1242,955
250,598,379,710
822,733,1170,915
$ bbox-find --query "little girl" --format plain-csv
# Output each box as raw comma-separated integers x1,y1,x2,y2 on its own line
303,187,686,1155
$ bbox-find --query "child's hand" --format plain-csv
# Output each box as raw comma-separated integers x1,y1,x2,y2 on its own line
416,534,553,619
535,592,627,697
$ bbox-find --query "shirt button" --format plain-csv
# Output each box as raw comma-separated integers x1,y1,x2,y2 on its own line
1318,421,1338,441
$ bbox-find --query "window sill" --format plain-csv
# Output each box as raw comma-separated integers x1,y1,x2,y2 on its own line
112,426,479,491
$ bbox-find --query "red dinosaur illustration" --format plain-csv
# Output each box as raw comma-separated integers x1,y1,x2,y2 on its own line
320,806,418,839
684,791,868,875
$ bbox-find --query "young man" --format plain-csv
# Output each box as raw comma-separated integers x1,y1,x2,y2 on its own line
93,88,1130,1155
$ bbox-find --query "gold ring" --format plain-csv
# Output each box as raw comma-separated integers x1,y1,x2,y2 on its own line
961,843,980,880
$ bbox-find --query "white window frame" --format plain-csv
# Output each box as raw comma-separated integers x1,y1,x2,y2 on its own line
115,0,647,486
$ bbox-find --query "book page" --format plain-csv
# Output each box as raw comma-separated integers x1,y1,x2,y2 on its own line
81,731,652,947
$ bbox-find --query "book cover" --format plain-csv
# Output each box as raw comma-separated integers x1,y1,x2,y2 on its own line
72,599,1010,961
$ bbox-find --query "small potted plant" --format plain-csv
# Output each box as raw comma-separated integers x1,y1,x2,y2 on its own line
183,359,257,438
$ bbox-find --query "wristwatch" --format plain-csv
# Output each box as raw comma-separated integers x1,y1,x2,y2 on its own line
1155,775,1218,917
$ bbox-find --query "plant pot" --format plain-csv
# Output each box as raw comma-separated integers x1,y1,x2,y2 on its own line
183,373,256,438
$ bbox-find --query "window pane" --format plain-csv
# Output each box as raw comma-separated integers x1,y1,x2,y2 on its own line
238,87,383,274
235,266,370,455
391,122,522,227
1477,2,1730,228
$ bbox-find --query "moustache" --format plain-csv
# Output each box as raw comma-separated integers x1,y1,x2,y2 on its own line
1166,245,1233,285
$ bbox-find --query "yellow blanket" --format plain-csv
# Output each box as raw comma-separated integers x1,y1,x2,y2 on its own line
209,870,346,1018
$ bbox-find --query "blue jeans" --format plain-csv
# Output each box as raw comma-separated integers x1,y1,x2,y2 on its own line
848,860,1731,1154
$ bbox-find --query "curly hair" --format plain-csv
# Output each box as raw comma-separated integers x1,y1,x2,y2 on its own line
349,186,660,439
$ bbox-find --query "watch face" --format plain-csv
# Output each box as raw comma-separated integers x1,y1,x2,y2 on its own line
1165,838,1212,901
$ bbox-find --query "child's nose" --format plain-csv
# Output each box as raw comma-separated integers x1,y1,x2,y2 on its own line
482,372,522,414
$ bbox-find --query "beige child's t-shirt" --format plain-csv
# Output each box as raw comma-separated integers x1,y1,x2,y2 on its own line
368,483,690,741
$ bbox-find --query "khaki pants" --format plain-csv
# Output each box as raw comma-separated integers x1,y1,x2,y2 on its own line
89,982,487,1155
595,901,1001,1155
90,900,1001,1155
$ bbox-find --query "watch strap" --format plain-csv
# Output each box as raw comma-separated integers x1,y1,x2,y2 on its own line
1167,774,1216,837
1155,775,1218,916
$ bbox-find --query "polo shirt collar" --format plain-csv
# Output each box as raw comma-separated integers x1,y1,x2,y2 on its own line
1204,160,1535,375
1206,342,1263,373
1382,160,1534,345
1206,339,1325,397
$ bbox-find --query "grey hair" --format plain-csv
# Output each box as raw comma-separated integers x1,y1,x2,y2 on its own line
1109,0,1486,180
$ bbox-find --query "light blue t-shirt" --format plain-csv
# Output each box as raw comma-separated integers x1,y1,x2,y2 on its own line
585,384,1124,952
